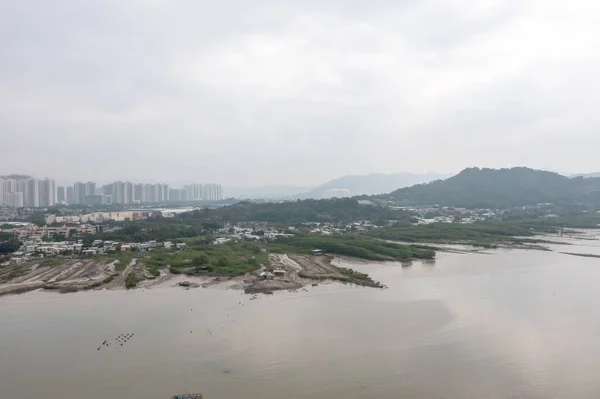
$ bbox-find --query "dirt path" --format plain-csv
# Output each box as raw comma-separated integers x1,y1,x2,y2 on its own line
122,258,137,277
247,253,384,294
0,258,114,297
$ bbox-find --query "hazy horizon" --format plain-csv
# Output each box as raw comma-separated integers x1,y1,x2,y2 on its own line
2,0,599,185
0,170,451,189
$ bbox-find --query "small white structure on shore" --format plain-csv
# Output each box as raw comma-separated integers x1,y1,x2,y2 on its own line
259,271,274,280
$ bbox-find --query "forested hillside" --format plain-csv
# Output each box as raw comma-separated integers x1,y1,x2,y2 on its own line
386,167,600,208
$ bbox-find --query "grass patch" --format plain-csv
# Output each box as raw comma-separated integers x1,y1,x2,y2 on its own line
148,265,160,277
104,250,136,263
140,242,267,276
268,235,435,261
368,217,600,246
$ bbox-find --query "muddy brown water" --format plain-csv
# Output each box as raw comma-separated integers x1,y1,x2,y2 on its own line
2,236,600,399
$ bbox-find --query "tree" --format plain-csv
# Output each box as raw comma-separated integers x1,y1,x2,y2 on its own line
217,256,230,267
81,234,95,247
0,232,13,241
125,272,137,289
193,254,209,266
0,238,21,254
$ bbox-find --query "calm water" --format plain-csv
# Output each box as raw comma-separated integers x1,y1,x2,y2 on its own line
2,236,600,399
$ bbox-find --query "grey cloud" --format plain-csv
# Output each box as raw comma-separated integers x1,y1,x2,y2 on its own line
1,0,599,185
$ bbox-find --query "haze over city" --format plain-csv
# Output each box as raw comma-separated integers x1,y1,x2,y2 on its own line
2,0,600,186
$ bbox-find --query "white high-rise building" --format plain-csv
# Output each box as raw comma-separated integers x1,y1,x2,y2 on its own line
3,179,17,193
17,179,28,206
203,184,223,201
134,183,145,203
66,186,74,204
101,181,135,204
5,192,24,208
0,179,4,206
124,181,134,204
144,184,154,203
152,183,169,202
2,179,17,207
73,182,86,204
184,184,204,200
169,188,187,201
113,182,122,204
27,179,40,207
322,188,351,199
57,186,66,202
39,178,56,206
85,181,96,197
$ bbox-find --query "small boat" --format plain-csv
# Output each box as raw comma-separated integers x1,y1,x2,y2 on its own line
171,394,202,399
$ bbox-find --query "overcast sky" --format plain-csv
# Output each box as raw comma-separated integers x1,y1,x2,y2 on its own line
1,0,599,186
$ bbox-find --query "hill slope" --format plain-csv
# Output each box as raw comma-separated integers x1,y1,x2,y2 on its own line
386,167,600,208
301,172,451,198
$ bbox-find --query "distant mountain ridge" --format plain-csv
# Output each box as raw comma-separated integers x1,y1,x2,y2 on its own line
385,167,600,208
224,185,311,199
225,172,451,199
300,172,452,198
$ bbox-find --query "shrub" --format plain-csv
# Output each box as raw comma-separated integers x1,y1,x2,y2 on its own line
125,272,137,289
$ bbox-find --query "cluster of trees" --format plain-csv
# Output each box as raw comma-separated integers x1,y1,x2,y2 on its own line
177,198,413,224
387,167,600,209
125,272,137,289
368,222,539,244
271,235,435,261
95,219,211,243
0,232,21,254
368,216,600,245
142,242,266,277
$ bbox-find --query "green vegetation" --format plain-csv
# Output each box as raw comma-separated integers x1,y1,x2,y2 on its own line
387,167,600,209
268,235,435,261
148,265,160,277
24,212,46,227
339,267,370,281
369,222,538,244
1,266,29,282
368,217,600,246
0,237,21,254
114,263,127,272
0,232,13,241
125,272,137,289
559,252,600,259
178,198,413,224
140,242,267,276
98,220,203,242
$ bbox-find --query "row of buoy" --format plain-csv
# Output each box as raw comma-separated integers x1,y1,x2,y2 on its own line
97,333,135,351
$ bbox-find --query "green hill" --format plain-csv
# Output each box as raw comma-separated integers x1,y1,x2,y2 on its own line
385,167,600,208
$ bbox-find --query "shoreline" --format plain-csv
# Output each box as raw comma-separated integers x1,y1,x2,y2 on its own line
5,231,587,298
0,252,390,298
